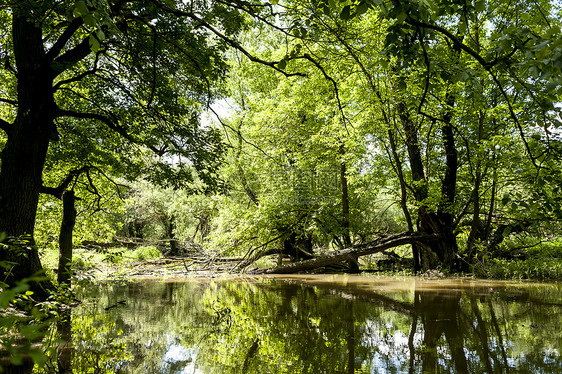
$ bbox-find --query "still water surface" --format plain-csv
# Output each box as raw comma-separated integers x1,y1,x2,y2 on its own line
71,275,561,373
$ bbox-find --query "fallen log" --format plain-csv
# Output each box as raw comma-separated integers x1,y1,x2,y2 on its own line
250,232,439,274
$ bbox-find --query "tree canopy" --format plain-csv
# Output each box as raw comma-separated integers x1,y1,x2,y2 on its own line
0,0,561,288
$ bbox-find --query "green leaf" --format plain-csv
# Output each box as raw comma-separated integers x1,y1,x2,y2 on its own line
277,59,287,70
89,35,100,52
340,5,351,20
474,0,485,13
74,0,89,17
529,65,540,78
501,194,511,205
356,2,370,16
96,29,105,41
83,13,96,27
396,11,407,23
459,21,467,34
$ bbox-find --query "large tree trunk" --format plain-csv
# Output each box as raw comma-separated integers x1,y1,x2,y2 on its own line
397,88,459,272
0,12,56,293
417,208,458,271
416,109,460,272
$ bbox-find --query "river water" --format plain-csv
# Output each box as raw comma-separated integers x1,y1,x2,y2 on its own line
66,275,561,373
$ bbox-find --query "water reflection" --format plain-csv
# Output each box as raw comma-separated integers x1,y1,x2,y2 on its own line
49,276,562,373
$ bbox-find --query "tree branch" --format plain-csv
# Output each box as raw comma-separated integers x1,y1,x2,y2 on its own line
149,0,305,78
53,53,101,90
51,37,93,77
41,166,90,199
250,232,442,274
208,106,282,166
405,18,490,69
300,53,351,132
45,18,84,62
0,118,12,133
56,108,164,155
0,97,17,106
487,70,539,169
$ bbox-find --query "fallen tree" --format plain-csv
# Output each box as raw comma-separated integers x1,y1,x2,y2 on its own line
249,232,443,274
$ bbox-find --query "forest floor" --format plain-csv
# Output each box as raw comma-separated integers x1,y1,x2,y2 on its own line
90,257,238,280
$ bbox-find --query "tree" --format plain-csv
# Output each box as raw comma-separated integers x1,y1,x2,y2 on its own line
208,38,407,268
215,0,561,272
0,0,242,289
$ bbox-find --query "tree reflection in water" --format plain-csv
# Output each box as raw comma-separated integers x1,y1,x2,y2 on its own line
28,276,562,373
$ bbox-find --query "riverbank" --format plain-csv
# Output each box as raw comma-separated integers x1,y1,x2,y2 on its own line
39,245,562,282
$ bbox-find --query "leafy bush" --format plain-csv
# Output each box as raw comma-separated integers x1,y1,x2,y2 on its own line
482,258,562,280
0,275,54,372
132,246,161,261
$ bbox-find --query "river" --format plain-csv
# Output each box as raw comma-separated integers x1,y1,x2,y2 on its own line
49,275,562,373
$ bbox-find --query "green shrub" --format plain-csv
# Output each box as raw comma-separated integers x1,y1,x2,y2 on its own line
483,258,562,280
132,246,161,261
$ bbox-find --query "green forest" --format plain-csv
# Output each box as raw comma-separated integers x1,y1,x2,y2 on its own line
0,0,561,371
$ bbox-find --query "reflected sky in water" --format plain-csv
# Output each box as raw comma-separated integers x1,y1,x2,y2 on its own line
67,275,562,373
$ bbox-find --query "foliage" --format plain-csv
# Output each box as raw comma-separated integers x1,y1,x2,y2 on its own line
132,246,162,261
0,272,55,373
35,180,125,252
199,0,562,270
1,0,561,285
0,0,254,286
482,258,562,280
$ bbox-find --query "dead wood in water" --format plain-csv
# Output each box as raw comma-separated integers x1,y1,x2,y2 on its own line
250,232,441,274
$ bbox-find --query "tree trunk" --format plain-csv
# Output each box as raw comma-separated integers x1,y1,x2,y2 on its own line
58,191,76,286
417,208,458,271
397,89,459,272
421,92,459,272
339,145,359,272
387,128,420,271
252,232,437,274
0,11,56,293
